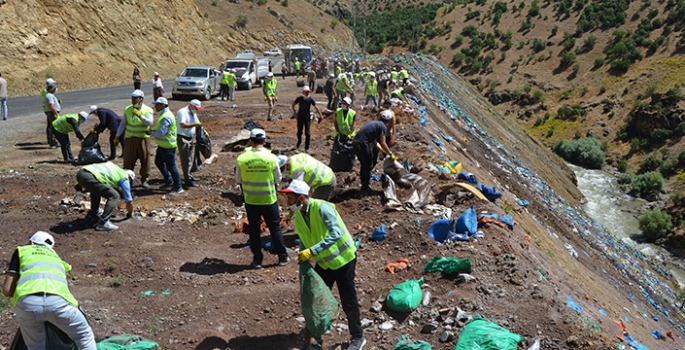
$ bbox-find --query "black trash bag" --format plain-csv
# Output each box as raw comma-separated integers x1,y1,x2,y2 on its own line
329,136,356,172
78,133,107,165
241,120,264,131
316,83,324,93
192,126,213,172
11,322,76,350
296,79,305,87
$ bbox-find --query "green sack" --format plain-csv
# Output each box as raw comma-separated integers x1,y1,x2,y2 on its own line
386,277,424,313
299,262,340,345
393,335,432,350
424,256,472,274
454,314,523,350
96,335,158,350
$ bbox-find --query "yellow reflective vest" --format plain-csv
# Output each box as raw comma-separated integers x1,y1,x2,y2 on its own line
335,75,350,93
400,69,409,79
295,199,356,270
366,80,378,97
264,78,278,97
83,162,129,189
52,114,79,134
237,149,278,205
153,110,177,149
289,153,334,189
13,245,78,307
223,71,237,87
124,104,153,139
335,108,356,137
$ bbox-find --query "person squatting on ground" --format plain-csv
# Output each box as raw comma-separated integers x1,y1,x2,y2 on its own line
352,112,395,192
52,112,88,163
235,128,290,269
76,161,134,231
150,97,183,194
116,89,154,188
278,180,366,350
177,99,203,187
278,153,337,201
263,72,278,122
89,105,123,160
292,86,323,153
3,231,97,350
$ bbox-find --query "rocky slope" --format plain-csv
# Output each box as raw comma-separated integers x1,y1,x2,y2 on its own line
0,0,358,96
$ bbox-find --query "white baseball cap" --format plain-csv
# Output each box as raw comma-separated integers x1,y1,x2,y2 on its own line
278,179,310,196
277,155,289,170
89,105,98,114
46,78,56,85
329,73,335,77
30,231,55,248
250,128,266,139
342,97,352,105
152,97,169,105
303,86,311,92
154,72,160,76
267,72,274,77
190,99,203,111
126,169,136,181
381,110,393,121
131,90,145,98
78,112,89,122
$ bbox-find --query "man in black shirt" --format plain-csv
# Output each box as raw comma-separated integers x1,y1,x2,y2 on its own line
89,105,123,160
292,86,323,153
324,73,336,110
352,111,395,192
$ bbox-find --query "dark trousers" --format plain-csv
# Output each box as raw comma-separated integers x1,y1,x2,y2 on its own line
107,130,119,160
353,141,373,191
53,129,73,162
45,112,58,147
315,258,362,339
245,202,287,264
282,69,287,80
308,80,315,92
220,84,229,100
296,118,311,150
326,91,333,110
134,81,141,90
154,146,182,191
153,87,163,101
77,169,119,224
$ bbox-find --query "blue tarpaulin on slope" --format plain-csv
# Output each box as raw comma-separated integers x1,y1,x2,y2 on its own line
477,184,503,201
566,295,582,315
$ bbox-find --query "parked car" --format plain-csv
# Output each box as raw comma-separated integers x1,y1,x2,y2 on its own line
264,48,282,56
171,66,221,100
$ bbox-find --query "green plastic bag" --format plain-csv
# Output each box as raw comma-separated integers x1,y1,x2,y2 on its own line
424,256,472,274
96,335,158,350
393,335,432,350
454,314,523,350
299,262,340,345
386,277,424,313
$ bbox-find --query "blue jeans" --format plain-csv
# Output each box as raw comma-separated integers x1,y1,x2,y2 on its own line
154,146,182,191
15,294,96,350
0,97,7,119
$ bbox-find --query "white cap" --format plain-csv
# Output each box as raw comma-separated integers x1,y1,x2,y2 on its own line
131,90,145,98
381,110,393,121
303,86,311,92
267,72,274,77
30,231,55,248
190,99,203,111
152,97,169,105
126,169,136,181
89,105,98,114
277,155,289,169
278,179,310,196
250,128,266,139
78,111,89,122
154,72,160,76
46,78,56,85
330,73,335,77
342,97,352,105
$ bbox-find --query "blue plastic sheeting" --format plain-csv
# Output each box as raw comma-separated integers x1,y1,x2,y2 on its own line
402,159,413,172
457,172,478,184
478,213,498,220
598,308,607,316
477,184,503,201
651,330,661,339
624,335,649,350
455,205,477,235
517,199,530,207
428,219,454,243
500,215,515,228
371,225,388,241
566,295,583,315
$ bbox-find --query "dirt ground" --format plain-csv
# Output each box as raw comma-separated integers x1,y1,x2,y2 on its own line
0,55,678,350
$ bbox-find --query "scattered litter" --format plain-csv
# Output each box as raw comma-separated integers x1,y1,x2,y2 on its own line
566,295,582,315
564,243,579,259
140,290,155,296
386,277,424,313
371,225,388,242
386,258,410,274
392,335,431,350
96,334,159,350
584,317,601,331
424,256,472,274
454,314,523,350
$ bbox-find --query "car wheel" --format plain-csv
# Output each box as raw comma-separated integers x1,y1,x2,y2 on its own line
247,80,252,90
203,87,212,100
172,94,180,100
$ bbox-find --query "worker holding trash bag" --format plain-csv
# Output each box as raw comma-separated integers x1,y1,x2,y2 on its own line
279,180,366,350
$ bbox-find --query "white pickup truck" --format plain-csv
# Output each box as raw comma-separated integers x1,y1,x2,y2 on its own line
171,66,221,100
225,57,269,90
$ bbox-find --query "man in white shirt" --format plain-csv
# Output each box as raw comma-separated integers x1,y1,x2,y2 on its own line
177,99,203,187
0,72,7,120
152,72,164,100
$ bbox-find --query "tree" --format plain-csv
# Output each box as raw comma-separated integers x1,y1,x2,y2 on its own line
631,171,664,199
638,208,672,242
552,137,605,169
236,15,249,27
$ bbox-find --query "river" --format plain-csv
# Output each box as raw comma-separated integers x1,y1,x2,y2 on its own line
569,163,685,284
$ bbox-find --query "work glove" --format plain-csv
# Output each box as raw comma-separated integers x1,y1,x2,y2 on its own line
55,113,60,119
275,96,278,101
132,108,142,117
113,136,120,145
89,128,96,134
195,122,202,127
318,116,323,124
264,96,268,101
298,248,313,263
126,212,133,219
389,154,398,162
145,128,152,135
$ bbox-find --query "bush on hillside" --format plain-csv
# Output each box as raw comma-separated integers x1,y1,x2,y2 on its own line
355,4,440,53
631,171,664,199
638,209,672,242
638,155,663,174
552,137,606,169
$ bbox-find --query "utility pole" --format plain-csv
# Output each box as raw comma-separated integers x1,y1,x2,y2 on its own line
352,1,357,54
362,0,367,59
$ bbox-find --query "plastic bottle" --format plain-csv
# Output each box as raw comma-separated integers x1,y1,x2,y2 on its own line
422,291,431,307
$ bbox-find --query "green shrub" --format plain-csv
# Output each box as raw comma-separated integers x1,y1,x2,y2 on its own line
257,0,268,5
617,173,633,184
557,104,586,120
660,161,677,177
560,52,576,67
631,171,664,199
650,128,672,144
678,150,685,166
617,159,629,172
533,90,544,102
583,35,598,49
638,209,672,242
236,15,249,27
638,155,663,174
594,57,605,68
646,83,658,96
552,137,606,169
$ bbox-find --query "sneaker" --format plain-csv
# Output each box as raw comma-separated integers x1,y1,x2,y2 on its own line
168,188,184,194
184,180,196,187
348,336,366,350
188,175,200,181
250,261,263,269
160,182,173,190
141,181,150,189
278,255,291,266
50,145,59,149
95,221,118,231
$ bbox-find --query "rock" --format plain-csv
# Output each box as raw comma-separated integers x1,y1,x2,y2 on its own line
439,331,454,342
566,336,578,346
420,322,438,334
370,301,382,313
360,318,373,328
295,317,305,323
380,321,394,331
443,317,454,325
458,273,476,283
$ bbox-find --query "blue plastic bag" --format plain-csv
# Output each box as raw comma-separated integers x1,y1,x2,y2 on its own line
371,225,388,241
457,172,478,184
477,184,503,201
455,205,477,235
500,214,514,228
428,219,453,243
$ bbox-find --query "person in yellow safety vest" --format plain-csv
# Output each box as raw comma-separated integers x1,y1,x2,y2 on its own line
236,128,290,269
263,72,278,122
42,78,59,148
3,231,97,350
222,69,237,101
391,86,408,103
51,111,88,163
399,68,409,85
278,180,366,350
294,57,302,79
150,97,183,194
115,89,154,188
75,161,135,231
364,74,379,108
390,67,398,82
334,97,356,142
333,72,352,110
277,153,337,200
